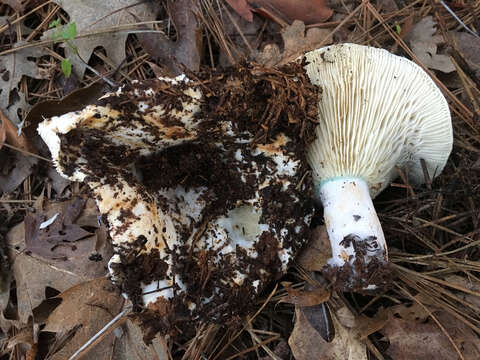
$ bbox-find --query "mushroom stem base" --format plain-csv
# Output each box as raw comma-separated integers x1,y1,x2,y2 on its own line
318,177,390,291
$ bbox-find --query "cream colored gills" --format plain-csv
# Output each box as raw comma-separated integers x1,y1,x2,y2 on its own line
304,44,452,275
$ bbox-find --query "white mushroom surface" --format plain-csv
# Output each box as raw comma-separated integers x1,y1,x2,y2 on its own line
303,43,452,290
38,75,314,330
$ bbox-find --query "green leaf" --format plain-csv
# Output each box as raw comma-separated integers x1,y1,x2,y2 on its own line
49,19,60,28
395,24,402,34
62,23,77,41
61,59,72,78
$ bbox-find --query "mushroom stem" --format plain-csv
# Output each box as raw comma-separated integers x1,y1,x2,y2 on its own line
318,177,387,284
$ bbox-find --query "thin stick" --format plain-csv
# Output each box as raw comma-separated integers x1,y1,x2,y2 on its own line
1,143,52,163
68,305,132,360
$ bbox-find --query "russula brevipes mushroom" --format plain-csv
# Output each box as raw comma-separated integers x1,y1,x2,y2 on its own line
302,43,452,290
38,73,314,333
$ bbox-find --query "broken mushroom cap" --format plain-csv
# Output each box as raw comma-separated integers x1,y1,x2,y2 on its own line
37,74,314,332
303,43,452,290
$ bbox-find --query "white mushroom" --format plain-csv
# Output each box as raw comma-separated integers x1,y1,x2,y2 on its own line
303,43,452,290
38,74,313,329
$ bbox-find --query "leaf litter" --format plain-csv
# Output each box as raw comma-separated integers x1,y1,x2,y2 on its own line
1,0,480,359
42,0,161,79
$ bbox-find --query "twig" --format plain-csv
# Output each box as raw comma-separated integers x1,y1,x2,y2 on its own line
68,305,132,360
0,143,52,163
437,0,479,38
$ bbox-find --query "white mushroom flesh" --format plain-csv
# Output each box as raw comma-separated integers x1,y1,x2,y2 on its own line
38,75,313,323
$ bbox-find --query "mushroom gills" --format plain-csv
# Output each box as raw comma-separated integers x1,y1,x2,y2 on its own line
304,43,452,291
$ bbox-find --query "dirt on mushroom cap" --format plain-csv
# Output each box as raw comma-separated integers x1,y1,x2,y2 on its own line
43,60,321,339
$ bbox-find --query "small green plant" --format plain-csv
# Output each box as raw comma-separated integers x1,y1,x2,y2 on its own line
395,24,402,35
49,19,78,78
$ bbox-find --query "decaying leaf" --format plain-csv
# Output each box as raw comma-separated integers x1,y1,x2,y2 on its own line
0,42,48,124
451,31,480,78
0,108,35,153
226,0,254,22
280,285,330,307
381,310,480,359
289,306,368,360
47,167,71,195
443,275,480,309
113,319,170,360
6,198,112,323
43,0,160,79
25,198,92,260
0,152,37,193
405,16,455,73
377,0,398,12
23,82,106,149
0,0,24,13
255,20,332,66
250,0,333,25
217,10,264,67
137,0,203,75
297,225,331,272
43,277,123,360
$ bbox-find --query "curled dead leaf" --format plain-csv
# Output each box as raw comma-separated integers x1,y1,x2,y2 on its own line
280,286,330,307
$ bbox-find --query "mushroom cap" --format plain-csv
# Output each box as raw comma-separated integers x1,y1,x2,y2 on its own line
38,74,314,331
304,43,452,197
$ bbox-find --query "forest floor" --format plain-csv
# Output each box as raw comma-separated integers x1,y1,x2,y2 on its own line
1,0,480,359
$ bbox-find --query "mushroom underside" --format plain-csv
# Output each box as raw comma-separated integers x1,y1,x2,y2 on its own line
303,43,452,291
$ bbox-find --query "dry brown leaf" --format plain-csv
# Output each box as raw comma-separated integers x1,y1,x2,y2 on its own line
443,275,480,306
405,16,455,73
256,20,333,66
0,0,24,12
113,319,170,360
289,306,367,360
297,225,331,272
146,61,166,78
217,9,264,67
389,301,430,322
6,199,112,323
43,0,160,79
136,0,203,75
24,198,92,260
47,167,71,195
382,311,480,359
6,325,34,350
280,286,330,307
249,0,333,25
0,42,48,124
226,0,254,22
0,108,35,153
377,0,398,12
43,277,123,360
451,32,480,78
0,152,37,193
